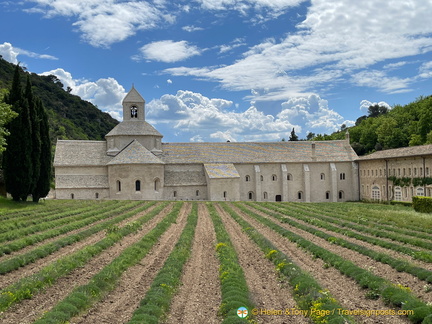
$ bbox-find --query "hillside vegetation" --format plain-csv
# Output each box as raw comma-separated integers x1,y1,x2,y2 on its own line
311,96,432,156
0,57,118,142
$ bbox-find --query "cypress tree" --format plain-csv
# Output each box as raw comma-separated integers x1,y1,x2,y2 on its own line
32,97,51,202
289,127,299,141
26,75,41,195
3,65,33,201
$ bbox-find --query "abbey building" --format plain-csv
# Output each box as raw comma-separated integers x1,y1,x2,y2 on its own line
54,87,360,202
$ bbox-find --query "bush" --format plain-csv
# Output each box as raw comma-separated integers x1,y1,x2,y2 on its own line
412,196,432,213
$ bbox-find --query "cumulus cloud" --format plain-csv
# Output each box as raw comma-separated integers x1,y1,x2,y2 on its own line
135,40,202,63
0,42,58,64
359,100,392,113
146,90,347,141
40,68,126,119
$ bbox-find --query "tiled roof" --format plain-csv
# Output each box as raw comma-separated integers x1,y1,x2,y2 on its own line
54,140,112,166
204,163,240,179
107,140,164,165
356,144,432,161
160,140,357,164
105,120,162,137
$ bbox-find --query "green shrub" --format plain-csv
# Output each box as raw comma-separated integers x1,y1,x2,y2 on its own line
412,196,432,213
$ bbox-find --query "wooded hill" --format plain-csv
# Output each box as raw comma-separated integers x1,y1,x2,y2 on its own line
0,57,118,143
310,95,432,156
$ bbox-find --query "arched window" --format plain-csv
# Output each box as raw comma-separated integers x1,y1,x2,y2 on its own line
371,186,380,201
394,186,402,201
130,105,138,118
173,191,177,198
95,192,99,199
116,180,121,192
287,173,293,181
272,174,277,181
248,191,254,200
196,190,199,197
263,192,268,200
325,191,330,199
320,173,325,180
154,178,160,192
71,193,74,199
417,187,425,196
260,175,263,181
298,191,303,200
245,175,251,182
339,190,344,200
135,180,141,191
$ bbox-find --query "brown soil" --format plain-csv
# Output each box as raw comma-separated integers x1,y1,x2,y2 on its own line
164,203,222,324
0,203,174,324
0,202,160,288
229,203,411,324
71,202,192,324
245,204,432,303
216,203,309,324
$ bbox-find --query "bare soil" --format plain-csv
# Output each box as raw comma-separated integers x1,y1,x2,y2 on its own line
0,203,174,324
164,203,222,324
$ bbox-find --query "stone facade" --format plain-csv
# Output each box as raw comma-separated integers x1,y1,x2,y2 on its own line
54,87,360,202
357,145,432,202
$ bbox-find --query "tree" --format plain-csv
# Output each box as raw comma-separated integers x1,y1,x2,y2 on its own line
289,128,299,141
368,104,389,118
3,65,33,201
306,132,315,141
0,89,18,153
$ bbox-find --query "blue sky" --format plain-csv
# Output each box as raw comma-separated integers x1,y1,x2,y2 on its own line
1,0,432,143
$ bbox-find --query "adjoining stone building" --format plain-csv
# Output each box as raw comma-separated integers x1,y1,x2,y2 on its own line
54,87,360,202
357,145,432,202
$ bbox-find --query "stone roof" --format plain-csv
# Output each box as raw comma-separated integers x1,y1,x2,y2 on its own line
204,163,240,179
105,120,162,137
123,86,145,104
54,140,112,166
107,140,164,165
160,140,357,164
356,144,432,161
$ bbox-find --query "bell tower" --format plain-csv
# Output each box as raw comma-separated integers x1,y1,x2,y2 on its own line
122,85,145,121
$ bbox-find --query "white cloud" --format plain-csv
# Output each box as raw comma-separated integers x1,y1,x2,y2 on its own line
0,42,58,64
419,61,432,79
147,90,346,141
167,79,173,84
359,100,391,112
182,25,204,32
135,40,202,63
26,0,172,47
40,68,126,120
163,0,432,99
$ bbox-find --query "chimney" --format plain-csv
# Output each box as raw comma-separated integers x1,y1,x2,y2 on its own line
311,142,316,160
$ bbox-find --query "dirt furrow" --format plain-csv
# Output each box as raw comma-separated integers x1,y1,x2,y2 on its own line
0,203,174,324
0,203,161,288
215,203,309,324
71,202,192,324
164,203,222,324
244,204,432,304
230,203,410,324
0,202,147,263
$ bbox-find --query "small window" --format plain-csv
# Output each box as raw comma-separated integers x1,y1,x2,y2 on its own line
260,175,263,181
272,174,277,181
173,191,177,198
398,168,400,176
71,193,74,199
130,105,138,118
340,173,346,180
371,186,380,201
263,192,268,199
95,192,99,199
223,191,227,198
287,173,292,181
417,187,424,196
154,178,160,192
135,180,141,191
325,191,330,199
320,173,325,180
245,175,251,182
298,191,302,200
339,190,344,200
196,190,199,196
117,180,121,192
394,186,402,201
427,167,430,176
248,191,254,200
